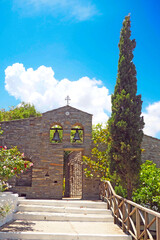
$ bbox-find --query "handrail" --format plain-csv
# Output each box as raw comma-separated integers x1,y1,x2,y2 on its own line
99,181,160,240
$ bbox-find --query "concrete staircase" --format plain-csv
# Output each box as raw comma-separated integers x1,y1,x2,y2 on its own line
0,198,131,240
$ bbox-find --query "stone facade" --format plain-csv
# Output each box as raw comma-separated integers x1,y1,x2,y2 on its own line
0,106,99,199
142,135,160,168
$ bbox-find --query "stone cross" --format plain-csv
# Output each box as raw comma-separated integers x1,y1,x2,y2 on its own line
65,96,71,105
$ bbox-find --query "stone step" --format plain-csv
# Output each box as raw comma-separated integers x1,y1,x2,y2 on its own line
0,220,132,240
14,212,113,222
0,232,132,240
0,200,131,239
18,199,107,209
18,204,110,215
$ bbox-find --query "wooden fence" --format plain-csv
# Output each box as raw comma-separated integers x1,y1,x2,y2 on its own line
99,181,160,240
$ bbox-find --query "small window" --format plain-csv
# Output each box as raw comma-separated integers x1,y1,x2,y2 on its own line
71,125,83,143
50,124,63,143
16,165,32,187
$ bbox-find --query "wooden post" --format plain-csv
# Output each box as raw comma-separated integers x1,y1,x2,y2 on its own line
156,217,160,240
116,198,120,223
100,182,103,201
127,203,131,232
114,196,117,224
144,211,148,240
136,208,141,239
107,186,109,209
122,200,125,232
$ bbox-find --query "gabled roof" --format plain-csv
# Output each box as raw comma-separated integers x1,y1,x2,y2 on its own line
43,105,93,116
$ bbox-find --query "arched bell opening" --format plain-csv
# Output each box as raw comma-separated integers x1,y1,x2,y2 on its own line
70,124,83,143
50,124,63,143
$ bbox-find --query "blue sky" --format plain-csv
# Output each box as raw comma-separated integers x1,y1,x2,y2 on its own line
0,0,160,138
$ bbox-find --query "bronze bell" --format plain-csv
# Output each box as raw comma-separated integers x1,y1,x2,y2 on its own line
73,129,81,141
52,129,60,142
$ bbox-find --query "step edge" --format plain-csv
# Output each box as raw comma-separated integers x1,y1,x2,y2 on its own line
14,212,113,217
0,231,131,237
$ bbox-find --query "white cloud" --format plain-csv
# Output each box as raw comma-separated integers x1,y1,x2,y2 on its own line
5,63,111,124
13,0,98,21
143,101,160,138
6,63,160,138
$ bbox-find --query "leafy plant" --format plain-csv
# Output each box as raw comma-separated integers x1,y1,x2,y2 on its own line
83,123,110,180
0,203,11,218
0,145,33,191
0,102,41,121
114,184,127,198
0,126,33,192
133,160,160,212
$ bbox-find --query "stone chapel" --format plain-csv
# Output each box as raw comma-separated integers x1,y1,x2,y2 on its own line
0,105,99,199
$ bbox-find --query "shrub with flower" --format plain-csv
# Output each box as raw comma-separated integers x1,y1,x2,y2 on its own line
0,127,33,191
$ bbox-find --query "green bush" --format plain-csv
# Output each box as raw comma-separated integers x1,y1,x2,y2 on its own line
133,160,160,212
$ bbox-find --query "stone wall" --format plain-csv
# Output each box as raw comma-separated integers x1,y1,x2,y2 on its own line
0,106,97,199
142,135,160,167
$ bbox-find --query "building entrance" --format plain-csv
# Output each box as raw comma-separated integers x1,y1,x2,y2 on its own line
63,151,82,198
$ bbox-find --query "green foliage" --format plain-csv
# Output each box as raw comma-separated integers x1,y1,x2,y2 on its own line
133,160,160,212
0,127,33,191
0,145,33,191
110,172,127,198
108,15,144,199
0,102,41,121
83,123,110,180
0,128,3,135
0,203,11,218
114,184,127,198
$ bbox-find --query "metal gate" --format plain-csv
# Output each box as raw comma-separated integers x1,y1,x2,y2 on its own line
64,151,82,198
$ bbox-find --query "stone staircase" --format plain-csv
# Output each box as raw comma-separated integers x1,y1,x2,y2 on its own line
0,198,131,240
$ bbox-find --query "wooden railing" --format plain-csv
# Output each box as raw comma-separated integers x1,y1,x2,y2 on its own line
99,181,160,240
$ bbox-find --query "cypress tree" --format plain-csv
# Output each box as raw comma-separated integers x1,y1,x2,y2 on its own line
108,15,144,199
